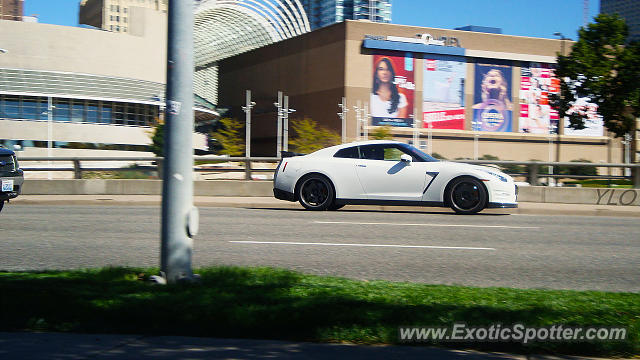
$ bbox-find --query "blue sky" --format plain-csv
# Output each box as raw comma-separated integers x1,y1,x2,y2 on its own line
25,0,600,40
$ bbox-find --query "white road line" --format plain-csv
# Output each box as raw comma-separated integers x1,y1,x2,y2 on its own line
230,241,496,251
313,221,538,229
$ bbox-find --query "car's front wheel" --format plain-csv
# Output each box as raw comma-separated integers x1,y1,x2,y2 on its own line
447,177,487,214
297,174,335,211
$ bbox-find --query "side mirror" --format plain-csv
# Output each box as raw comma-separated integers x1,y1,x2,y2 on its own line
400,154,412,163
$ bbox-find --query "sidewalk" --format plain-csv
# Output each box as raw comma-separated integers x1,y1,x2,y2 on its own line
11,195,640,217
0,332,617,360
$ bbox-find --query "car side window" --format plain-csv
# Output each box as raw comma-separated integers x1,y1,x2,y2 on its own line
334,146,360,159
360,144,412,161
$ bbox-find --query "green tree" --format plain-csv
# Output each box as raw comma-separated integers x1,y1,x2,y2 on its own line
289,118,340,154
150,123,164,157
370,125,393,140
211,117,245,156
557,159,598,176
551,14,639,141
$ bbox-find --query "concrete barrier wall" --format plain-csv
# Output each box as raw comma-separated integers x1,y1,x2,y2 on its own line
20,180,640,206
23,180,274,197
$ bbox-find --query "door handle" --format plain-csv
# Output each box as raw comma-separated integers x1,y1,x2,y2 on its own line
357,164,367,167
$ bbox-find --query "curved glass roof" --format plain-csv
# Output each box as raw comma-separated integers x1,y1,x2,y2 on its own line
194,0,310,104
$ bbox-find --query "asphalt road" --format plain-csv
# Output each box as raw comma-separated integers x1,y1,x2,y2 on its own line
1,205,638,292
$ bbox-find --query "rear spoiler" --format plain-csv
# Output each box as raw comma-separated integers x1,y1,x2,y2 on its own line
281,151,305,158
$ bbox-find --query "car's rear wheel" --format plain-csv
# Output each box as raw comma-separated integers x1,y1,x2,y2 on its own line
447,177,487,214
297,174,334,211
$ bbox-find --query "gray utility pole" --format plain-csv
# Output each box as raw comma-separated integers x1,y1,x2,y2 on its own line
160,0,198,284
338,97,348,143
241,90,256,157
274,91,283,157
363,102,369,140
353,100,362,141
283,95,295,152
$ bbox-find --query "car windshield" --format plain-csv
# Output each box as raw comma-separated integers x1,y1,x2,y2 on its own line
396,143,439,162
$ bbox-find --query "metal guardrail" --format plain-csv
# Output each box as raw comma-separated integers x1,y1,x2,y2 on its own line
16,156,640,187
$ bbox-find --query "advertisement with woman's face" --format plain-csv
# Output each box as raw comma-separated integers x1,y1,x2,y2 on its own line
371,52,415,127
472,63,513,132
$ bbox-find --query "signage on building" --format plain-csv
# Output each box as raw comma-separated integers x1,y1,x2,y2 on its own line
365,33,461,48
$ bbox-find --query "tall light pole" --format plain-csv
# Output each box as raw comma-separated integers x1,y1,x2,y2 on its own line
283,95,295,152
274,91,283,157
47,97,53,180
353,101,362,141
159,0,198,284
363,102,369,140
338,97,348,143
241,90,256,157
553,32,568,167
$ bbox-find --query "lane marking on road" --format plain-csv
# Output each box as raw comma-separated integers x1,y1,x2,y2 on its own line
230,241,496,251
313,221,539,229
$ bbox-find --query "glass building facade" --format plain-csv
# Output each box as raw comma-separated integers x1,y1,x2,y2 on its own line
301,0,391,30
600,0,640,41
0,94,158,126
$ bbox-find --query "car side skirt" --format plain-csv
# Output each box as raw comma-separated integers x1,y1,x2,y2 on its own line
335,199,446,207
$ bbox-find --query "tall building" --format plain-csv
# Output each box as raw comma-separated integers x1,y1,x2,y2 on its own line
79,0,167,34
301,0,391,30
0,0,23,21
600,0,640,41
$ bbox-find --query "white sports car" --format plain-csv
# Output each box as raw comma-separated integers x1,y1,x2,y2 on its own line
273,140,517,214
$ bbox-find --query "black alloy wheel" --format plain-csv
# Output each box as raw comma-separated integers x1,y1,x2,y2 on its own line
297,175,334,211
448,177,487,214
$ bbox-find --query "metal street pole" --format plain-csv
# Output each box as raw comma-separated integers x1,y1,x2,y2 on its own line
275,91,283,157
354,101,362,141
338,97,348,143
283,96,295,152
241,90,255,158
47,96,53,180
160,0,198,284
427,121,433,155
363,102,369,140
413,106,419,146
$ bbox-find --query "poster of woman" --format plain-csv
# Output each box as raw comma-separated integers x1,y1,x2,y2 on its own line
472,63,513,132
371,52,415,127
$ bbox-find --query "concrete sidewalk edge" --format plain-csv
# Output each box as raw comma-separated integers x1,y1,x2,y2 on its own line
10,195,640,217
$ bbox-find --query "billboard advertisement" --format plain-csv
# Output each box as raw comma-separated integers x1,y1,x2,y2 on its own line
519,63,560,134
370,52,415,127
472,62,513,132
564,98,604,136
422,55,466,130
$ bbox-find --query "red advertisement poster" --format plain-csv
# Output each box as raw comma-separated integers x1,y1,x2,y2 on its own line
371,52,415,128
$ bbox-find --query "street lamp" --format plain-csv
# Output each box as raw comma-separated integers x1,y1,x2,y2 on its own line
553,32,570,180
338,97,349,143
283,95,295,152
241,90,256,157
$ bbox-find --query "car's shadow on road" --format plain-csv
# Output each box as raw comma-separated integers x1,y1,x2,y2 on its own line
247,207,511,216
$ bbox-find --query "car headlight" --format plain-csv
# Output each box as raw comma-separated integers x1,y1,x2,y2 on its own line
481,169,508,182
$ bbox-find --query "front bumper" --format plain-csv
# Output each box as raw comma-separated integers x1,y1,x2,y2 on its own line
274,188,296,202
487,202,518,209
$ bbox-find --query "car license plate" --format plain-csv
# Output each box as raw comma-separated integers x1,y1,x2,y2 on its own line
2,179,13,192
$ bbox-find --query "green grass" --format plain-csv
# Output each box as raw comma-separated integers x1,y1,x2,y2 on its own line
0,266,638,356
563,179,633,188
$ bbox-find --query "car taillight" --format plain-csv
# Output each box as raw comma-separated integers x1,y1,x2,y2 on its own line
282,162,288,172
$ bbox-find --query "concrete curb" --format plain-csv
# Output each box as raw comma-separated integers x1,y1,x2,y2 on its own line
11,195,640,217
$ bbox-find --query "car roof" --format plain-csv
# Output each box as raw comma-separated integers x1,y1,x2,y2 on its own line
0,148,15,156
